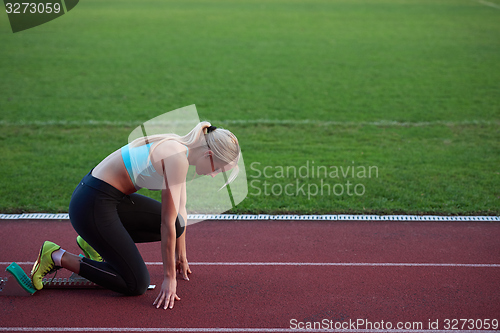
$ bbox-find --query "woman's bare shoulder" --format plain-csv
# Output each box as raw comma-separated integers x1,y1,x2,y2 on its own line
151,140,188,169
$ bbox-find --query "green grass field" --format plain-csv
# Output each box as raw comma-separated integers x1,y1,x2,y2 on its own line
1,0,499,214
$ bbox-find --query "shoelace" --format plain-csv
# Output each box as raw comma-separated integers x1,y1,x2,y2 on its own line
40,265,62,283
35,261,61,281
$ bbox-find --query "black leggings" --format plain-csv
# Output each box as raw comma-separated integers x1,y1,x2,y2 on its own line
68,171,184,296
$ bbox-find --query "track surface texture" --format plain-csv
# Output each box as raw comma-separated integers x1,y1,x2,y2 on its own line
0,219,499,332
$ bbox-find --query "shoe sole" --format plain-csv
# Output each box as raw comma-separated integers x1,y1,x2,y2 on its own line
31,242,48,290
76,240,91,259
77,237,102,262
31,243,44,278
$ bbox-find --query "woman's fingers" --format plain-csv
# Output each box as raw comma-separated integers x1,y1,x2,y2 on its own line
166,293,181,309
153,292,162,306
182,269,190,281
177,263,192,281
165,295,171,309
154,291,181,309
154,292,165,308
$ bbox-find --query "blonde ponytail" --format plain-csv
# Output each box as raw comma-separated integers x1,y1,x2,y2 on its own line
129,121,210,149
129,122,240,187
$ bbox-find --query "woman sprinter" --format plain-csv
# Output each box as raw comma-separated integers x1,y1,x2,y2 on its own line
30,122,240,309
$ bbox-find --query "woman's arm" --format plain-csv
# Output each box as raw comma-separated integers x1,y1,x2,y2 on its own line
175,225,191,280
175,185,191,280
153,153,188,310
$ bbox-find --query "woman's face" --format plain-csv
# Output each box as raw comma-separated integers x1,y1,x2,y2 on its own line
195,152,234,178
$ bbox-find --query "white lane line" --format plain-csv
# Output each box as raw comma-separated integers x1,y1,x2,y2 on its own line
0,328,499,332
157,262,500,267
0,119,498,127
476,0,500,9
1,262,499,267
0,262,35,265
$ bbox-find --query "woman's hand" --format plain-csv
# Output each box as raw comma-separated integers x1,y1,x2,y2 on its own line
176,257,192,281
153,277,180,309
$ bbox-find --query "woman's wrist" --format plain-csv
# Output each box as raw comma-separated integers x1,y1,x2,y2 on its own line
164,269,176,278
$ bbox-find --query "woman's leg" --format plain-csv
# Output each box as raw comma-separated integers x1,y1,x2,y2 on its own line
68,178,150,296
63,177,183,295
117,193,162,243
117,193,185,242
74,217,150,296
60,252,82,273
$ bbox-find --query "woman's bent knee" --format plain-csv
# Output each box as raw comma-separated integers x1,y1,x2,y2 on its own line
124,273,150,296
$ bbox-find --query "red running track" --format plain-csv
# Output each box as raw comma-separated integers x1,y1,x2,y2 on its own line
0,219,499,332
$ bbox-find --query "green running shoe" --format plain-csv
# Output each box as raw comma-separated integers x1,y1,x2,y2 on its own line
31,241,61,290
76,235,103,262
